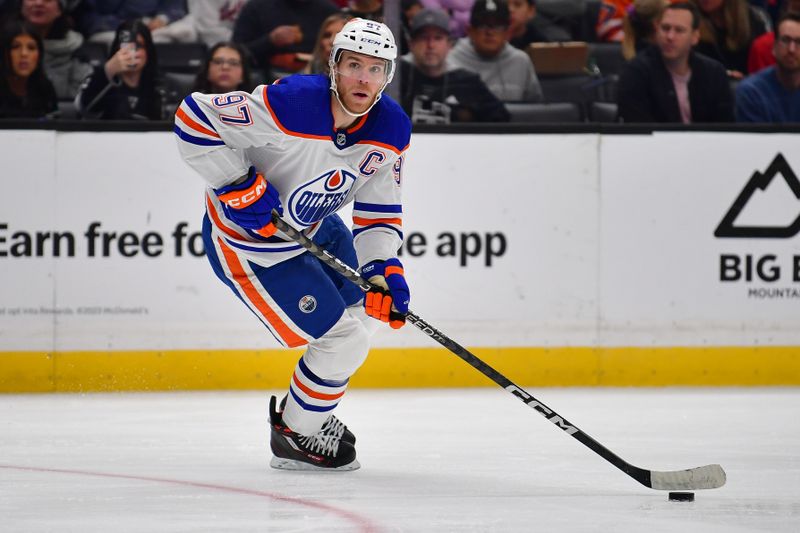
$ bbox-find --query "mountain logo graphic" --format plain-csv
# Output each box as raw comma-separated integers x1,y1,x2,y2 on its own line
715,153,800,238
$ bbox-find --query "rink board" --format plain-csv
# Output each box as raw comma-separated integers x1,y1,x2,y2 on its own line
2,347,799,392
1,130,799,391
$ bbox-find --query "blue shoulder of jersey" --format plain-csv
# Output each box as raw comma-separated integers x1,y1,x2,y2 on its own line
365,95,412,154
263,73,412,153
262,74,333,137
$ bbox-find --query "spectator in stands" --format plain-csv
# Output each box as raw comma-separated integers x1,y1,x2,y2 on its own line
193,41,252,93
400,8,510,122
400,0,424,54
421,0,473,37
448,0,543,102
232,0,338,74
597,0,634,42
508,0,571,49
137,1,246,47
20,0,92,100
187,0,247,47
403,0,424,24
0,20,58,118
342,0,382,21
622,0,669,60
748,0,800,72
736,11,800,121
692,0,768,77
78,1,190,45
304,12,350,75
617,2,734,122
75,20,163,119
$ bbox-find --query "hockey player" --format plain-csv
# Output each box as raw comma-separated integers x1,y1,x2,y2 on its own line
174,19,412,471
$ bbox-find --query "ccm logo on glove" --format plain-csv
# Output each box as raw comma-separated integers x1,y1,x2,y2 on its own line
362,258,410,329
215,167,283,238
219,177,267,208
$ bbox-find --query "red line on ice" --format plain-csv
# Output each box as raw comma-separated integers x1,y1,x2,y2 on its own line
0,464,380,532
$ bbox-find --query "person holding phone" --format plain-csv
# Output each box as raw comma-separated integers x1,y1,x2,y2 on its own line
75,19,164,119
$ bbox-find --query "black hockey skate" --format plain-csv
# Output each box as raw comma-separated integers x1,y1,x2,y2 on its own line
269,395,360,471
277,394,356,445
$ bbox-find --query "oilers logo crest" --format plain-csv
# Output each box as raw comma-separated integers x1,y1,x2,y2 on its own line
288,169,356,226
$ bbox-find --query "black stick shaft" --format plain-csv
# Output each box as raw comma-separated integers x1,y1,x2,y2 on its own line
271,212,653,487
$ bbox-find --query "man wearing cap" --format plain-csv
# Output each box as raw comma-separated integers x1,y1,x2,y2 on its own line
400,8,510,122
447,0,543,102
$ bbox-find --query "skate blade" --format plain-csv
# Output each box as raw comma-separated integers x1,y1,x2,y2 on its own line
270,456,361,472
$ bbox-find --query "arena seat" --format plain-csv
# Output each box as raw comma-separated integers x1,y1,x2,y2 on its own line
155,43,208,74
589,101,619,123
81,41,109,68
587,42,625,78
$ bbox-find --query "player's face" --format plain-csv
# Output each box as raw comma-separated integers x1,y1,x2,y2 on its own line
468,21,509,59
775,20,800,73
410,27,451,74
9,34,39,78
656,9,698,63
208,46,244,93
334,51,389,114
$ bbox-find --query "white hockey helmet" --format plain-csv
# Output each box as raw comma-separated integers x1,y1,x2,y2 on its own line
329,18,398,116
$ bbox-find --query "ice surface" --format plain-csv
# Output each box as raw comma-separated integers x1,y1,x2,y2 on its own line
1,388,798,532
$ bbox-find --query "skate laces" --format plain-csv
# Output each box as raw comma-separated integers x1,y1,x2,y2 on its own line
296,416,347,457
321,415,347,440
298,428,341,457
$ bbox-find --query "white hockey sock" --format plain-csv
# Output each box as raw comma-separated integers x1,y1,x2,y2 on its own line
282,308,370,436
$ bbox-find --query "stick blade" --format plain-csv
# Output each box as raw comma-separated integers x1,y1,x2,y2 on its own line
650,464,726,490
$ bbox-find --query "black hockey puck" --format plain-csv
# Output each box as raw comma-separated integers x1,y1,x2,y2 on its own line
668,492,695,502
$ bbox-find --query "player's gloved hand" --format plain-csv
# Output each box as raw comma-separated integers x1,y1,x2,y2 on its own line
215,167,283,237
361,258,409,329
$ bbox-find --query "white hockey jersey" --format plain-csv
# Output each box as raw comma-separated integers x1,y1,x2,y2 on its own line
175,74,411,268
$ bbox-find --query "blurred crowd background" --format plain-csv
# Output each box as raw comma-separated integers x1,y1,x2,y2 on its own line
0,0,797,124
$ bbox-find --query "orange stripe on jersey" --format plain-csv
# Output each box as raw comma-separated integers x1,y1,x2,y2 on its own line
217,238,307,348
292,373,346,401
176,107,220,138
384,265,404,277
262,85,330,141
346,114,368,134
352,216,402,226
356,140,409,155
206,194,248,240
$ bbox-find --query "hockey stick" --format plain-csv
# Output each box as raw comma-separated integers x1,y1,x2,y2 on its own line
271,211,726,491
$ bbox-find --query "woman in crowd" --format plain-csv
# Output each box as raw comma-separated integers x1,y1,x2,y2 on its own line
75,20,163,119
192,41,251,93
0,20,57,118
692,0,768,77
20,0,91,99
304,12,350,75
621,0,668,60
